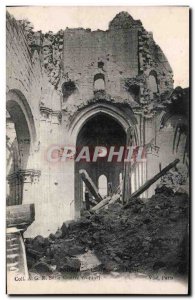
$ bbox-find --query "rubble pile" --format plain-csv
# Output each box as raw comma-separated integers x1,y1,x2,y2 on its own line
25,191,189,278
156,165,189,194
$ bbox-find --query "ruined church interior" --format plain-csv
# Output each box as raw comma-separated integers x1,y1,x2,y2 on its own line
6,9,189,284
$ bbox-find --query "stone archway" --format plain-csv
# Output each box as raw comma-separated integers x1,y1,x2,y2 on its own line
75,112,127,213
69,102,138,141
6,89,39,206
6,90,37,144
98,174,108,197
65,102,139,218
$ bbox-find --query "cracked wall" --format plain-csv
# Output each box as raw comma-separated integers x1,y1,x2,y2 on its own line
6,10,189,237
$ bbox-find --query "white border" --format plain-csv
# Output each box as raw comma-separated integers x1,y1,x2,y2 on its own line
0,0,193,299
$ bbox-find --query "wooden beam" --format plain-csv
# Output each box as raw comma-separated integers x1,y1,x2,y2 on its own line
109,194,120,205
91,193,121,212
91,196,111,212
6,204,35,228
124,159,180,209
79,169,103,203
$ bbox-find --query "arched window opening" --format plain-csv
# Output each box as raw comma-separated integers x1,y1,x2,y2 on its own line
62,80,76,102
6,111,20,174
75,112,127,212
125,83,140,102
6,107,28,206
94,73,105,92
98,174,108,197
148,71,158,96
98,61,104,70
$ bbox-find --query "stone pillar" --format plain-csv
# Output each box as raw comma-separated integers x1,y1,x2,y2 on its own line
20,169,41,204
144,114,160,197
7,173,21,206
122,127,132,204
7,169,41,206
144,116,155,145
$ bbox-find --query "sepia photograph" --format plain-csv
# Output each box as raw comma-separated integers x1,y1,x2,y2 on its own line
5,5,190,295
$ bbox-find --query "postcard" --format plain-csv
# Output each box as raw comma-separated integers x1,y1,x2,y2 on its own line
6,6,190,294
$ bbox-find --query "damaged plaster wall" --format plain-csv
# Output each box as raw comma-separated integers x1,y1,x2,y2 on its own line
6,11,189,237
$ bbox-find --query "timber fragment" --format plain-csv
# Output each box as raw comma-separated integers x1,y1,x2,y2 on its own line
79,169,103,203
124,159,180,208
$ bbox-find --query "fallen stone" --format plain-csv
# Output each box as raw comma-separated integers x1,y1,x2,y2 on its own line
54,229,62,239
155,185,174,196
69,245,86,255
103,260,120,272
61,222,68,237
25,191,189,277
32,261,52,273
81,210,92,219
58,257,81,272
26,247,44,259
32,235,45,248
49,233,56,241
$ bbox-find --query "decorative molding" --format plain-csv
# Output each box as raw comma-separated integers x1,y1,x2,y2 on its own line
7,169,41,184
40,105,53,115
40,105,62,123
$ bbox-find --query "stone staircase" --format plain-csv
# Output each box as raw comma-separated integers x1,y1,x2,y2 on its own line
6,229,29,280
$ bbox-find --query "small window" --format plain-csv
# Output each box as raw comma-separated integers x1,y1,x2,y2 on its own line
98,61,104,69
148,71,158,94
94,74,105,92
98,174,107,197
62,80,76,102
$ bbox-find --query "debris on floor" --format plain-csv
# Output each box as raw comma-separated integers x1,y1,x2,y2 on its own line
25,189,189,279
156,163,189,194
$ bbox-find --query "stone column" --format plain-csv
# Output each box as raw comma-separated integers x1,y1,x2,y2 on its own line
20,169,41,204
7,173,20,206
122,127,132,204
144,114,160,197
7,169,41,206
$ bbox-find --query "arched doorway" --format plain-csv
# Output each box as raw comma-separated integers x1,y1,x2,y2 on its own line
75,112,126,212
6,90,36,206
98,174,108,197
6,111,23,205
